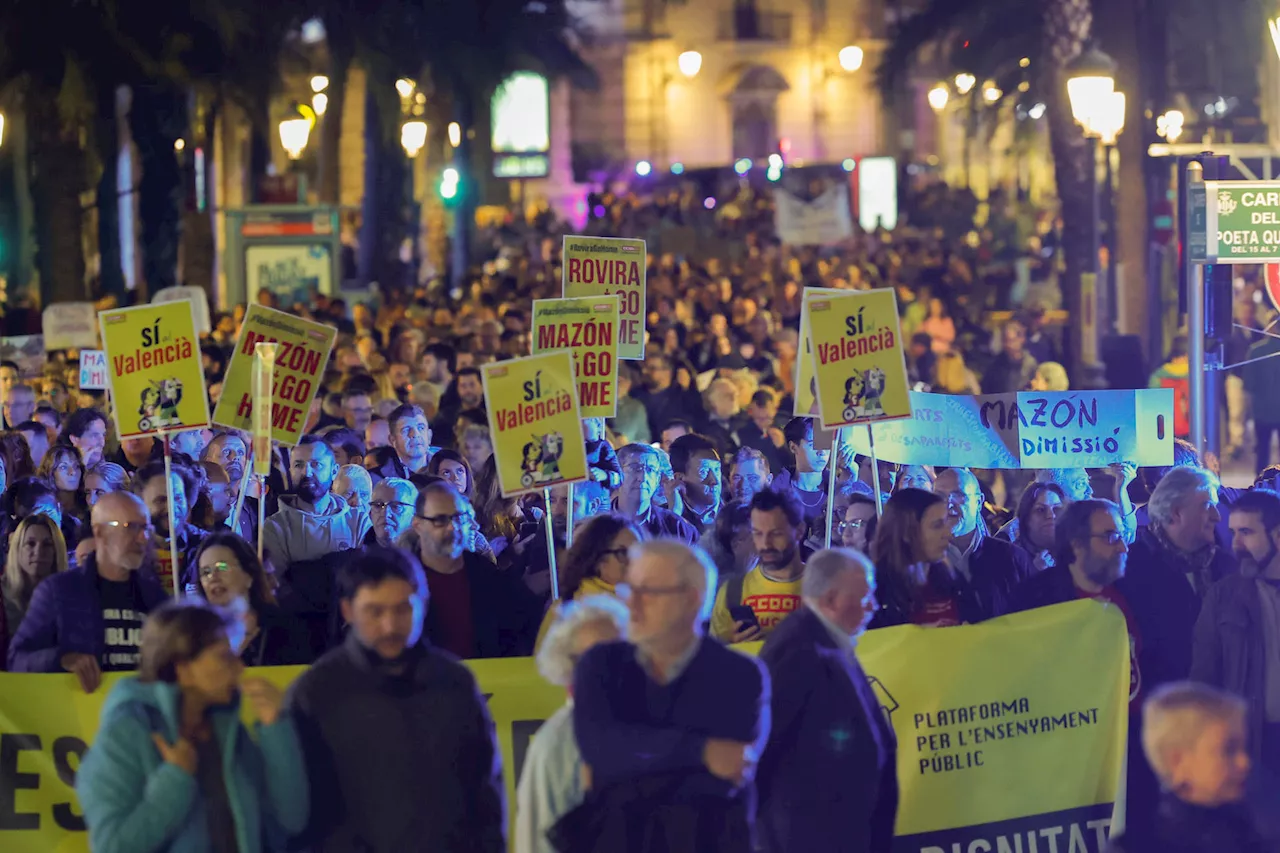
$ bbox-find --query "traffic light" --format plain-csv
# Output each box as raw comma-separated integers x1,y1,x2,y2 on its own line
439,167,460,202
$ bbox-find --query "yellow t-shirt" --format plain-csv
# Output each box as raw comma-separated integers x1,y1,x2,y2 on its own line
710,568,803,641
534,576,618,653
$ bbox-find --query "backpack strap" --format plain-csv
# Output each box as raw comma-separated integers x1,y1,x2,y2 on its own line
726,573,746,609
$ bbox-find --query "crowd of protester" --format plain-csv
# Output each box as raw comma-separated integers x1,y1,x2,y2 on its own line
1,183,1279,851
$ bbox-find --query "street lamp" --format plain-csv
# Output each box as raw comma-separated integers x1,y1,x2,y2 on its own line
310,75,329,93
954,73,976,95
278,118,311,160
400,120,427,158
677,51,702,79
447,122,461,148
982,82,1003,103
395,78,416,99
1157,109,1184,143
927,84,949,112
1065,44,1116,128
838,45,864,72
312,92,328,116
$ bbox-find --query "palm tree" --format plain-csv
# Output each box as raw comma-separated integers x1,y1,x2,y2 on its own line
878,0,1112,382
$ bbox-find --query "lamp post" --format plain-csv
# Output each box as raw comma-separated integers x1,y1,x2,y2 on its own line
278,117,312,204
1092,92,1125,334
1066,45,1116,374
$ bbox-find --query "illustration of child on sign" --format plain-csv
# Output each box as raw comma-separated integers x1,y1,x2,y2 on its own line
842,366,886,421
138,377,185,431
519,432,566,487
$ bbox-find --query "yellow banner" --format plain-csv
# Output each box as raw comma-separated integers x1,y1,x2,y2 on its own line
98,301,209,440
212,305,337,447
791,285,842,418
806,288,912,429
482,351,589,497
561,235,646,360
0,601,1125,852
531,295,620,419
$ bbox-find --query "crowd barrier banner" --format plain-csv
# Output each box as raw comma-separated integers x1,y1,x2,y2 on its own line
530,295,620,419
806,288,912,430
212,304,338,447
0,600,1125,853
847,388,1176,469
98,301,210,441
482,351,589,498
561,235,646,360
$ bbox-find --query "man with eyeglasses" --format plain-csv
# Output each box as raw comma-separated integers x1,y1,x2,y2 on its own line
564,540,769,852
8,492,165,692
614,444,698,545
408,481,541,659
932,467,1032,622
365,478,418,547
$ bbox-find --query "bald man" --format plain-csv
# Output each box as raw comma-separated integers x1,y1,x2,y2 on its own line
7,492,165,692
932,467,1033,621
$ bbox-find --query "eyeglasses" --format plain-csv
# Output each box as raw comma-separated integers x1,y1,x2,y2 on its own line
199,561,235,579
600,547,630,562
101,520,154,536
371,501,414,513
1090,530,1125,546
837,519,867,533
417,513,466,529
623,463,661,477
616,582,689,601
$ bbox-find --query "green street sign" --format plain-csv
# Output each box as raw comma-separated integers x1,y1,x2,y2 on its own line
1193,180,1280,264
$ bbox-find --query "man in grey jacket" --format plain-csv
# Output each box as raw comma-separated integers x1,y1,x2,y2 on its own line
262,436,371,567
285,546,505,852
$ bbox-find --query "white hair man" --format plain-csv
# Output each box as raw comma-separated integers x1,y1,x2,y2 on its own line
1107,682,1259,852
1132,466,1235,598
756,549,896,853
332,464,373,512
515,597,628,853
567,540,770,852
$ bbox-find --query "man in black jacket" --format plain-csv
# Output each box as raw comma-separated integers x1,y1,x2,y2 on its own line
1192,489,1280,773
933,467,1033,620
757,548,897,853
285,547,505,853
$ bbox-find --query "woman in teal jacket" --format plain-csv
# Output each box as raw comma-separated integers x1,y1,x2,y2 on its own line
76,600,308,852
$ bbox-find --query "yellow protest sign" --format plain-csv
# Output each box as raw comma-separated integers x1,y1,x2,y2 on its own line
98,301,209,440
791,286,842,417
212,305,337,446
483,351,589,497
562,235,646,359
806,288,912,429
531,295,620,419
0,600,1125,852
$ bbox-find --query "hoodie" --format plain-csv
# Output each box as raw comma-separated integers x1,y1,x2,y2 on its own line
75,678,308,853
261,493,372,569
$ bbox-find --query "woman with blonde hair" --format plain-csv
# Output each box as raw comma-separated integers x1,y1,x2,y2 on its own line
75,601,308,852
0,514,68,665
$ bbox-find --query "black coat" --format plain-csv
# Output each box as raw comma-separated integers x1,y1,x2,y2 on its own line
285,634,505,853
756,607,898,853
1106,796,1269,853
1191,574,1268,758
424,552,544,659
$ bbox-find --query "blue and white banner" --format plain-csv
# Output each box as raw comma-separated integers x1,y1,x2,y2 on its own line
846,389,1175,469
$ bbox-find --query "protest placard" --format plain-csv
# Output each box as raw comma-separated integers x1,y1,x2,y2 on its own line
153,285,212,334
78,351,107,390
806,288,911,429
212,305,337,447
791,286,842,417
531,294,620,418
42,303,99,350
846,389,1175,469
0,335,45,379
483,351,589,497
562,235,646,359
98,301,209,440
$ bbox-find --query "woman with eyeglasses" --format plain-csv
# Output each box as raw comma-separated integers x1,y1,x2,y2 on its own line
192,532,310,667
534,514,642,652
75,600,308,853
839,493,878,555
869,488,979,629
0,514,69,667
